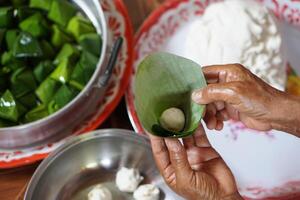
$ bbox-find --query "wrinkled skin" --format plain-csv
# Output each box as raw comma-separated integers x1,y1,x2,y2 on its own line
149,125,243,200
192,64,300,137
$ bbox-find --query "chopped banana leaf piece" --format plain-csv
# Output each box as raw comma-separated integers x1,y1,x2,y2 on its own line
50,59,73,84
48,84,78,114
0,7,14,28
54,43,79,65
1,51,13,65
48,0,76,27
79,33,102,56
5,29,19,50
33,60,55,83
19,13,49,38
0,90,19,122
24,104,49,123
11,0,27,8
12,32,43,58
51,24,73,48
40,40,55,59
135,52,207,138
29,0,53,10
17,92,37,109
35,78,60,104
67,16,96,41
16,7,39,21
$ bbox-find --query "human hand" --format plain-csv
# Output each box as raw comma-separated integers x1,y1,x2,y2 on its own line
192,64,300,135
149,125,242,200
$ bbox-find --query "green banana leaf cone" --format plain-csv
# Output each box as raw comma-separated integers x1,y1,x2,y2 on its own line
134,52,207,138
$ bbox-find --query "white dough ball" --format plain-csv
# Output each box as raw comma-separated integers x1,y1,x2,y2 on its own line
88,185,112,200
133,184,160,200
159,107,185,132
116,167,144,192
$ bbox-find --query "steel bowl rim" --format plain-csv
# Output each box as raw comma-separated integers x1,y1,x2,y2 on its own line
0,0,109,132
24,129,149,200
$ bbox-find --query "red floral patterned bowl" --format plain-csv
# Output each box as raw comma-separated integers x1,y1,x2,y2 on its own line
126,0,300,199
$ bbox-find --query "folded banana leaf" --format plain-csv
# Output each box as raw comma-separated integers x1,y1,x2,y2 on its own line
67,16,96,42
30,0,53,10
5,29,19,50
10,67,37,98
48,0,76,27
79,33,102,56
19,13,49,38
50,58,73,84
12,31,43,58
70,51,98,90
24,104,49,123
0,7,14,28
35,77,60,104
51,24,73,48
54,43,79,65
33,60,55,83
135,52,207,138
0,90,20,122
48,84,79,114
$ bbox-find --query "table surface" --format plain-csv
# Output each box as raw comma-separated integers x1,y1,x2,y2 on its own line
0,1,165,199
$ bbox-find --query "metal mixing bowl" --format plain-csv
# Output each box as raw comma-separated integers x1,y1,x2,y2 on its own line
24,129,183,200
0,0,122,148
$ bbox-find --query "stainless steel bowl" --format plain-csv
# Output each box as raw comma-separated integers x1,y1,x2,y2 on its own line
24,129,183,200
0,0,121,148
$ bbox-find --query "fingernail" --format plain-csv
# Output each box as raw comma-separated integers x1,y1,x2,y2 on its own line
192,90,203,103
165,139,182,153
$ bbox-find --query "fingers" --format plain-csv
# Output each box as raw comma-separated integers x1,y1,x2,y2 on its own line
164,138,192,178
193,124,211,147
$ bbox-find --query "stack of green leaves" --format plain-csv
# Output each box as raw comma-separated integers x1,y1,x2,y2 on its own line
0,0,102,127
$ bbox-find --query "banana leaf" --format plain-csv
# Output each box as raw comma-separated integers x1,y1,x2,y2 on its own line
16,7,39,21
11,0,27,8
5,29,19,50
12,31,43,58
69,51,98,90
0,7,14,28
17,92,37,109
35,77,60,104
1,51,13,65
19,13,49,38
0,28,5,49
0,90,19,122
33,60,55,83
66,16,96,42
50,58,73,84
10,67,37,98
54,43,79,65
40,40,55,59
51,24,73,48
48,84,79,114
30,0,53,10
134,52,207,138
47,0,77,27
24,104,49,123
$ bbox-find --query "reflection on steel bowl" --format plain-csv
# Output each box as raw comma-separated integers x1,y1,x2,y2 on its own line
0,0,122,148
24,129,183,200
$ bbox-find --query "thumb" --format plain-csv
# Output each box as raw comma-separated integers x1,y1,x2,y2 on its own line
192,83,238,105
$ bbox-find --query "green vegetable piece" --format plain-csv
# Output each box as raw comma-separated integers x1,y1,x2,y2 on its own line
70,51,98,89
6,59,26,71
16,7,39,21
0,28,5,49
0,118,16,127
17,92,37,109
48,84,78,114
67,16,96,41
50,59,73,84
40,40,55,59
79,33,102,56
48,0,76,27
11,68,37,98
24,104,49,123
35,78,60,103
29,0,53,10
0,68,8,92
5,29,19,50
33,60,55,83
19,13,49,38
11,0,27,8
54,43,79,65
1,51,13,65
0,90,19,122
51,24,72,48
13,32,43,58
0,7,14,28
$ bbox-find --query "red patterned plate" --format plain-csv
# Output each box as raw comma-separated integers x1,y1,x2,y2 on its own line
0,0,134,169
126,0,300,199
